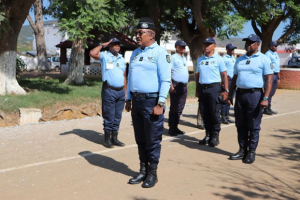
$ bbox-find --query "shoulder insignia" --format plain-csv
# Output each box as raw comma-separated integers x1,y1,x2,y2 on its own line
166,55,171,63
201,61,204,65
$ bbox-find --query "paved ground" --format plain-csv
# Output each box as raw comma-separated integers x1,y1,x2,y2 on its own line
0,89,300,200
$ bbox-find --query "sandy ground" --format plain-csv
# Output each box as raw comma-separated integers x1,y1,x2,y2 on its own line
0,89,299,200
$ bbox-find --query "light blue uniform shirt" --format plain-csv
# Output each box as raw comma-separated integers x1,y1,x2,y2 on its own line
265,50,280,73
234,51,273,89
196,52,226,84
171,53,189,83
100,51,126,88
223,54,236,79
127,42,171,102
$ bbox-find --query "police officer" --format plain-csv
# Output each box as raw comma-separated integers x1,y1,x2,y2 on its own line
264,41,280,115
90,38,126,148
168,40,188,136
196,37,228,147
228,34,273,164
125,17,171,188
221,44,237,124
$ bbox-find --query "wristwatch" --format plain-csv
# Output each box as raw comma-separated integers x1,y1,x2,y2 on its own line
225,89,229,93
158,101,165,107
263,96,268,101
99,43,104,48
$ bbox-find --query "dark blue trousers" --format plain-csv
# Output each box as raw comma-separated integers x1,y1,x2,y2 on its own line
268,74,279,107
221,80,236,115
131,95,164,166
234,90,263,151
198,85,222,132
169,85,187,129
101,86,125,132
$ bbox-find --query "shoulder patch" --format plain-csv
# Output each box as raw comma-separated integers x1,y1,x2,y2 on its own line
166,55,171,63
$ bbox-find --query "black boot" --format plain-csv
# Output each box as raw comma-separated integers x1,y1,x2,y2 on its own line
243,149,256,164
221,115,229,124
269,106,278,114
225,114,235,123
229,149,244,160
103,131,114,148
168,127,177,136
128,163,147,184
175,127,185,135
111,130,125,147
142,165,158,188
199,131,210,145
263,107,273,115
209,131,220,147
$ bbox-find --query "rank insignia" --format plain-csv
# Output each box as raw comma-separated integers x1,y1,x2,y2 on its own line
201,61,204,65
166,55,171,63
205,61,209,65
211,61,215,64
139,57,143,61
246,60,250,65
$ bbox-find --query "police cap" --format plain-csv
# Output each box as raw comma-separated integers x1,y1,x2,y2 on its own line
226,44,237,50
204,37,216,44
136,17,156,31
175,40,187,47
242,34,261,43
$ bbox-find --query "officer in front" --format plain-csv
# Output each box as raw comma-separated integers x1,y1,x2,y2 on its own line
196,37,228,147
228,34,273,164
90,38,126,148
221,44,237,124
125,17,171,188
168,40,189,136
264,41,280,115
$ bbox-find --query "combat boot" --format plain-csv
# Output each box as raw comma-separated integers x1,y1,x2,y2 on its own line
229,149,244,160
199,131,210,145
269,106,278,114
103,131,114,148
168,127,177,136
111,130,125,147
142,165,158,188
128,162,147,184
175,127,185,135
209,131,220,147
263,107,273,115
225,114,235,123
243,149,256,164
221,115,229,124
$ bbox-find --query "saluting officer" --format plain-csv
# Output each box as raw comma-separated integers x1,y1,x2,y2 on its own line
221,44,237,124
228,34,273,164
196,37,228,147
90,38,126,148
168,40,189,136
264,41,280,115
125,17,171,188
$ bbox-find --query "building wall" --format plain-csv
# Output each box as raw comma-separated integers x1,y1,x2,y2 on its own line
278,69,300,90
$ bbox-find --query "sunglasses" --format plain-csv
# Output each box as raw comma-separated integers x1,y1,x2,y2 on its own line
135,30,151,36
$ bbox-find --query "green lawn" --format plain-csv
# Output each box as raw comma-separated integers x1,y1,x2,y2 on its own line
0,78,197,113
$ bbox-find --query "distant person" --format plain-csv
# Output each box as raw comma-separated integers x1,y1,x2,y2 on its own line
264,41,280,115
196,37,228,147
228,34,273,164
90,38,126,148
168,40,189,136
125,17,171,188
221,44,237,124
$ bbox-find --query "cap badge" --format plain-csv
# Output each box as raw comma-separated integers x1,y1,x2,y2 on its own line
141,23,148,28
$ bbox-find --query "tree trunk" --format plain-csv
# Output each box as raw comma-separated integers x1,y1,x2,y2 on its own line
64,39,85,85
27,0,49,71
0,0,36,95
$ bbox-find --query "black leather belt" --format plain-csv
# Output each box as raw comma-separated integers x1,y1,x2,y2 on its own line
130,92,159,99
199,82,220,89
237,88,262,93
274,72,279,75
103,81,124,91
172,80,187,87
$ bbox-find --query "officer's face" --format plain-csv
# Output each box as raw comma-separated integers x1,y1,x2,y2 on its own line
110,43,121,52
227,49,235,56
203,43,215,55
270,45,277,52
135,29,153,47
245,40,259,53
176,45,186,54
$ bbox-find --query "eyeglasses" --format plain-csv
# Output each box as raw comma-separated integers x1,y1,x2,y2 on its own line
135,30,151,36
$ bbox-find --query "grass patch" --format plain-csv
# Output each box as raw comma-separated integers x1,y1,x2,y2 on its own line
0,78,197,113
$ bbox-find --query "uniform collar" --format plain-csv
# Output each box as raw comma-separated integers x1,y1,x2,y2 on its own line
139,42,158,51
225,54,234,58
268,49,277,55
175,53,184,58
107,51,123,58
204,52,218,59
245,51,261,59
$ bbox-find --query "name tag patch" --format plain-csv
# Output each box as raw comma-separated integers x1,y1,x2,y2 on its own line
107,62,114,69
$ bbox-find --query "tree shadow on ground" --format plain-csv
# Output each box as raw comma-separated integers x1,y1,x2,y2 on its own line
19,79,71,94
170,134,232,156
60,129,103,145
79,151,136,177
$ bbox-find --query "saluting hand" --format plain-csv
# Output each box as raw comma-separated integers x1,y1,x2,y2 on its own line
102,39,113,48
125,101,131,112
150,105,163,115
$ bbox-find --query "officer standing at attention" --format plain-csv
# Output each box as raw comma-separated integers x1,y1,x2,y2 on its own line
168,40,189,136
196,37,228,147
90,38,126,148
228,34,273,164
125,17,171,188
221,44,237,124
264,41,280,115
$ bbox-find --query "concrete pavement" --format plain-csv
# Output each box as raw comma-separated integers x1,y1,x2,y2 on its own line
0,89,300,200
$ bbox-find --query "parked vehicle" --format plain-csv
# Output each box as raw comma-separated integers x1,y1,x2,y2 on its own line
287,56,300,68
47,57,61,72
